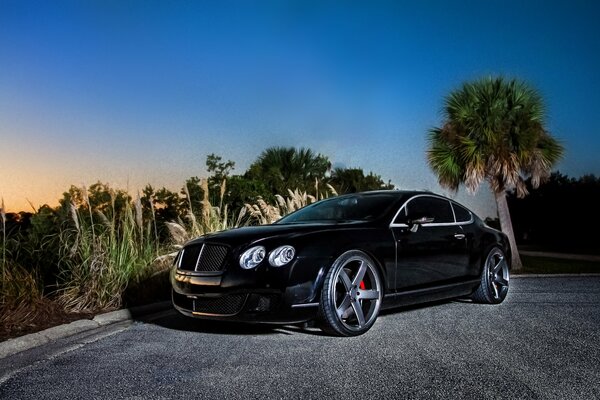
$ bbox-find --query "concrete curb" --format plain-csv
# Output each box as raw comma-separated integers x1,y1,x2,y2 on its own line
0,301,172,360
512,273,600,278
519,250,600,262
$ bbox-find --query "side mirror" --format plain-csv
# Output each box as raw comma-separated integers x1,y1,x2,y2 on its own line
408,216,434,232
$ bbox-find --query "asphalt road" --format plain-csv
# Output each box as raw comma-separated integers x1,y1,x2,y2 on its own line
1,277,599,399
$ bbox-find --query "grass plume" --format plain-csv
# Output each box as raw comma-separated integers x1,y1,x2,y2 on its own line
58,191,160,311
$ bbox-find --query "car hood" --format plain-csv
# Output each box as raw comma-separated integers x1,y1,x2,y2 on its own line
186,222,362,249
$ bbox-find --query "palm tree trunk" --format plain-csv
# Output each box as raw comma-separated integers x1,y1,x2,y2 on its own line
494,190,523,270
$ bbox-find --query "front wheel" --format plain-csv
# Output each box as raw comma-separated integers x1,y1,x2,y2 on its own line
472,246,510,304
319,250,383,336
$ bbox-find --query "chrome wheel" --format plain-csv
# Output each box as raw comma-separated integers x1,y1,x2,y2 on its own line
320,250,383,336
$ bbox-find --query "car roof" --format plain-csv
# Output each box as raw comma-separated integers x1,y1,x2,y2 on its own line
351,189,435,197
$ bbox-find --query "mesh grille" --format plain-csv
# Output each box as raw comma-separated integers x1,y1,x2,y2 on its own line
194,294,247,315
172,292,194,310
178,243,229,272
196,244,229,272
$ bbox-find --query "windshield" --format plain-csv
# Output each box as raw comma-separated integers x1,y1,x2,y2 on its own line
276,193,401,224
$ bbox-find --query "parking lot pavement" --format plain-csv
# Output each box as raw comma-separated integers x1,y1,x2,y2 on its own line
1,276,599,399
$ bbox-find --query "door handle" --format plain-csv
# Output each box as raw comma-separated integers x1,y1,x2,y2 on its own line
454,233,466,240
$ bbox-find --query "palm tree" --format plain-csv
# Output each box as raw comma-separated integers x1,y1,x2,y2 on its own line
427,77,564,270
330,167,394,193
246,147,331,195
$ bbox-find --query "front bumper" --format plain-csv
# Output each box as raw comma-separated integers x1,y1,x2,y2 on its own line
170,256,328,324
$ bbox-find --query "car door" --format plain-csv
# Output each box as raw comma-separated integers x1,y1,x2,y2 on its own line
390,195,469,290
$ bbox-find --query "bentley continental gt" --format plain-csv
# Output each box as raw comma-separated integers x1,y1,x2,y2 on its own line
171,190,510,336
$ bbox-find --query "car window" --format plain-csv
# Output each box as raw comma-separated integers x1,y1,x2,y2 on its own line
277,193,400,224
451,203,472,223
405,196,454,224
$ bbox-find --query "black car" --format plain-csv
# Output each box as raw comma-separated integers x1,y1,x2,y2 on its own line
171,190,510,336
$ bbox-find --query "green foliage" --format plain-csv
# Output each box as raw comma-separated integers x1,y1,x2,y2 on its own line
427,76,564,270
1,260,42,307
246,147,331,195
141,184,183,242
223,175,272,211
60,182,130,215
206,153,235,181
1,200,43,309
58,195,159,311
330,167,394,193
427,76,564,196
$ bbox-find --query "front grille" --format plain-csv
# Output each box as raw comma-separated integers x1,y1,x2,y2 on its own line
173,292,247,316
178,243,229,272
179,245,202,271
194,294,247,315
196,244,229,272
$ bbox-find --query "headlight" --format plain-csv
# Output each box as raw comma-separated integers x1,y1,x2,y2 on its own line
268,245,296,267
239,246,266,269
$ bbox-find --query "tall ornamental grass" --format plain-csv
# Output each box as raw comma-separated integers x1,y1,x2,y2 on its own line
1,198,43,327
58,189,159,312
244,183,337,225
1,177,339,316
167,178,247,249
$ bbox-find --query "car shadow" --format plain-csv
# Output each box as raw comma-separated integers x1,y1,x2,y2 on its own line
141,297,474,337
378,296,477,315
142,308,330,337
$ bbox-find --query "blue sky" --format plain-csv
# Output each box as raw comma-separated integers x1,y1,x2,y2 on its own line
1,1,599,217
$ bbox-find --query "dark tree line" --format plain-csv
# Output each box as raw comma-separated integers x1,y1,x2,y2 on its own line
508,172,600,254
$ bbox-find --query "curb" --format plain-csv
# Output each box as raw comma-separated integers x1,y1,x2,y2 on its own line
0,301,172,360
512,273,600,278
519,250,600,262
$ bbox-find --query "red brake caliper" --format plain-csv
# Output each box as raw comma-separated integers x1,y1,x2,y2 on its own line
359,281,365,289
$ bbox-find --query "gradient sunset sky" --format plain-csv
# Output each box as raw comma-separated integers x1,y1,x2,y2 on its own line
1,1,599,217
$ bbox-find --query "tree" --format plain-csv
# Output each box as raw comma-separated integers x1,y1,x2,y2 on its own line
245,147,331,195
206,154,235,209
330,167,394,193
508,172,600,253
206,153,235,182
427,77,564,270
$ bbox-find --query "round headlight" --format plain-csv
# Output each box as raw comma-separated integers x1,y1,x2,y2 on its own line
239,246,266,270
268,245,296,267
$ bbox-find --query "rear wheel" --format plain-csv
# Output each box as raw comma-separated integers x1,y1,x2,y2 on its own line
319,250,383,336
472,246,510,304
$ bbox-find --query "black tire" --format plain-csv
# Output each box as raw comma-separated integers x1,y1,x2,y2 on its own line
472,246,510,304
319,250,383,336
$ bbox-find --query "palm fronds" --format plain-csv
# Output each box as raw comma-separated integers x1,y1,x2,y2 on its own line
428,76,564,197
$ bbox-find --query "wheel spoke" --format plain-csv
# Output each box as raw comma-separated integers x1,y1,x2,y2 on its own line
495,277,509,288
352,260,368,286
358,289,379,300
491,281,499,299
337,295,353,319
492,257,505,273
351,298,366,327
338,269,353,291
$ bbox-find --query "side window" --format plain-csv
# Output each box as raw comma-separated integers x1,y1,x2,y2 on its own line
406,197,454,224
451,203,472,223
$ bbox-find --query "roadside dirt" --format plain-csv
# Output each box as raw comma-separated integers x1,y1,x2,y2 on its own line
0,299,96,342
